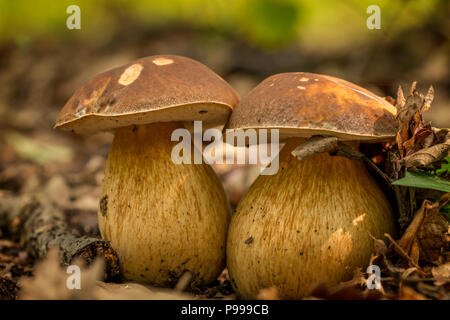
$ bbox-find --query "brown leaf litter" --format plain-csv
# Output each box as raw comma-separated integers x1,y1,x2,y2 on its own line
19,248,192,300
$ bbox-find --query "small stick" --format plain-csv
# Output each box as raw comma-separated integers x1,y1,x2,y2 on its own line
383,233,427,276
291,136,339,160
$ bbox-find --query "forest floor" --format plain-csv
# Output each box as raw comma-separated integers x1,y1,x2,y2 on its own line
0,27,448,300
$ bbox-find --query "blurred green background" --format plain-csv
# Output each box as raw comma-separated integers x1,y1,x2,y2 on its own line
0,0,448,128
0,0,448,170
0,0,448,118
0,0,445,49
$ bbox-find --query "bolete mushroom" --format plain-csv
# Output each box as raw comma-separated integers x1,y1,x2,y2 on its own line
225,72,397,299
55,55,239,287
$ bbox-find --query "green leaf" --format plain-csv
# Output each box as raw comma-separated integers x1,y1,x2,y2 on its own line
392,170,450,193
441,204,450,222
441,203,450,214
436,156,450,175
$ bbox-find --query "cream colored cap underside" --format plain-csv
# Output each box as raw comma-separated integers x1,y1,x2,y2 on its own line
55,103,231,135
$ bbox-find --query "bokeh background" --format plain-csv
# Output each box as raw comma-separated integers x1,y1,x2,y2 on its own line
0,0,448,208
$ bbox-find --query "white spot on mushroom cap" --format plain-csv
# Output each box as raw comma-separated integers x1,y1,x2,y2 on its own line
297,86,306,90
74,106,87,118
152,57,174,66
299,77,309,82
118,64,143,86
314,78,319,81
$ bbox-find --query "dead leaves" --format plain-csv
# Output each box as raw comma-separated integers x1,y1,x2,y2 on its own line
403,140,450,169
384,233,425,274
365,198,450,299
308,269,383,300
346,195,450,300
394,200,447,266
393,82,449,168
431,263,450,286
19,248,192,300
395,83,435,159
387,82,450,232
386,198,448,269
0,235,33,299
417,208,449,264
287,81,450,299
19,248,103,299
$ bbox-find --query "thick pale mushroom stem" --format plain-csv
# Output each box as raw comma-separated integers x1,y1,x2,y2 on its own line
98,122,230,287
227,138,396,299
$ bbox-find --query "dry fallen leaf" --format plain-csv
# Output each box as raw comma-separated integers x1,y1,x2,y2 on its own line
19,247,103,300
417,203,449,264
394,200,448,266
401,267,418,280
402,136,450,168
18,247,192,300
431,263,450,286
394,82,438,164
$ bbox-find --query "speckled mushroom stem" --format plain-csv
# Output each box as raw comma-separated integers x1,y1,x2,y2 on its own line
227,138,397,299
98,122,231,287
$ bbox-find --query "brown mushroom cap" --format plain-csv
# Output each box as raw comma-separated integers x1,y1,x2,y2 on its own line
225,72,397,142
55,55,239,134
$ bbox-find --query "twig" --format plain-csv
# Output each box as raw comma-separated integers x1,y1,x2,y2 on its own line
291,136,393,186
291,136,339,160
383,233,427,276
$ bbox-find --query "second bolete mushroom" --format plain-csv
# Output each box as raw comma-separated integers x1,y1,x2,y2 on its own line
55,55,239,287
225,73,397,299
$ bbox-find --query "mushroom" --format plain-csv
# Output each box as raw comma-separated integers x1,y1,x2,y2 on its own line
55,55,239,287
224,72,397,299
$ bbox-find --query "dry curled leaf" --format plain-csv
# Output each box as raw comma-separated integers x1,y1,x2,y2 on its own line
18,247,192,300
19,247,104,300
401,267,418,280
402,136,450,168
394,200,448,266
431,263,450,286
395,85,406,109
416,203,449,264
397,200,428,255
394,83,435,159
373,237,388,256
